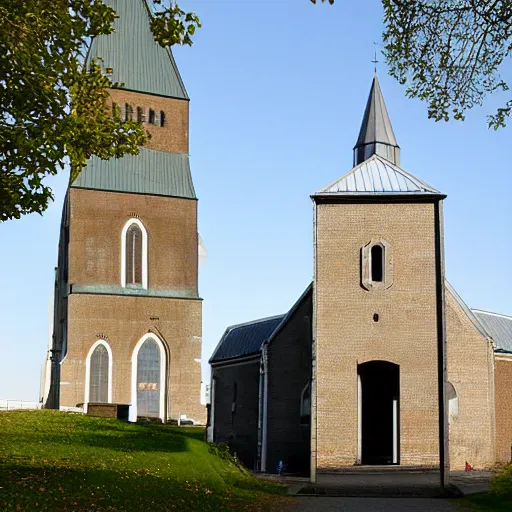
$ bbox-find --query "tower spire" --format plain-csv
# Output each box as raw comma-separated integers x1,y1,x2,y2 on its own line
353,73,400,166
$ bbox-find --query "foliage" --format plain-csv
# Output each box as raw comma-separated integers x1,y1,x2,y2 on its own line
490,463,512,495
0,0,199,222
312,1,511,129
460,465,512,511
0,410,288,511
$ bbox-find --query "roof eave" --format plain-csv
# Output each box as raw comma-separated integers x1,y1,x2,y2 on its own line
312,192,447,203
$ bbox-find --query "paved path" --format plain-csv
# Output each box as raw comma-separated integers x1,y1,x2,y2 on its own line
290,497,458,511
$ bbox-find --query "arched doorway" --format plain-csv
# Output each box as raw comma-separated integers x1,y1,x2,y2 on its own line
131,334,166,421
358,361,400,465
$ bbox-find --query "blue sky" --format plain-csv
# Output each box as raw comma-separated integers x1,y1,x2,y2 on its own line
0,0,510,401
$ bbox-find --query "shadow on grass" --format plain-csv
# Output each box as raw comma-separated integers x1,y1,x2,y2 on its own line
0,463,274,512
2,416,206,455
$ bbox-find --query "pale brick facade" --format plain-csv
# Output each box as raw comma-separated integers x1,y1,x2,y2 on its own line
209,73,512,479
314,201,442,470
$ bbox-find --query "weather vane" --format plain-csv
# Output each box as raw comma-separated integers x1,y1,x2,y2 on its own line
372,42,379,73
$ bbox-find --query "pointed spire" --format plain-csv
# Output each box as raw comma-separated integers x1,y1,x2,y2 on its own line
353,73,400,166
88,0,188,99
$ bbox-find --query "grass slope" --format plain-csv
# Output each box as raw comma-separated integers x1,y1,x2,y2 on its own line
0,411,287,511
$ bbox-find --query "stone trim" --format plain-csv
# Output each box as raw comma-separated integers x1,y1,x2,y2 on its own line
361,238,394,291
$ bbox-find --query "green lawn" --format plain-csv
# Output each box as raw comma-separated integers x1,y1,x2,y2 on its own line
459,493,512,511
0,410,288,511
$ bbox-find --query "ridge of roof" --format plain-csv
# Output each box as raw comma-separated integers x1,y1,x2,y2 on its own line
472,308,512,354
88,0,188,99
472,309,512,321
314,154,440,196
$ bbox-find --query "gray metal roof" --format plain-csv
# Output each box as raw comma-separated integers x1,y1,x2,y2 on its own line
315,154,440,195
72,148,196,199
354,73,400,166
209,315,285,364
472,310,512,354
88,0,188,99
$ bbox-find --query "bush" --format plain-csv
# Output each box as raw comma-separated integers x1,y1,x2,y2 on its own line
490,464,512,495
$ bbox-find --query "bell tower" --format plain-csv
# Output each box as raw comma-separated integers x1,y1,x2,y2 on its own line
47,0,205,424
311,74,447,481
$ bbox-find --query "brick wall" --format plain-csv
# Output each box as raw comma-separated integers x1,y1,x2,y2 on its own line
266,290,312,476
495,358,512,465
107,89,189,154
60,293,205,424
212,360,260,470
314,201,441,470
68,188,198,296
445,288,495,469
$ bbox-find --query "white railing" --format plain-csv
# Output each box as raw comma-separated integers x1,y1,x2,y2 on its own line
0,400,42,411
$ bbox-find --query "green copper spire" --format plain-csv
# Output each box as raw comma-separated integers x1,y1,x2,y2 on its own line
88,0,188,99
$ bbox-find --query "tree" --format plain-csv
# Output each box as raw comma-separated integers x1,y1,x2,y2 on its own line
313,0,512,129
0,0,199,221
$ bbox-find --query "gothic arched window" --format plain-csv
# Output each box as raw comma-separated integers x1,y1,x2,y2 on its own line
126,223,143,286
136,337,164,419
86,341,112,405
121,219,148,289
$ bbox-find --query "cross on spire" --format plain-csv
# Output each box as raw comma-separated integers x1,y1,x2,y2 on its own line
371,42,379,72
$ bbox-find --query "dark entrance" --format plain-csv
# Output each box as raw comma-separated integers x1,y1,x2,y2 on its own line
358,361,399,465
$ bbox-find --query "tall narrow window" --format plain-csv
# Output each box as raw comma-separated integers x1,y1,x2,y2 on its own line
148,109,155,124
121,218,148,289
160,111,166,127
125,223,143,286
300,382,311,425
136,338,161,418
89,344,109,403
137,106,145,122
125,103,134,121
231,382,237,426
370,244,384,283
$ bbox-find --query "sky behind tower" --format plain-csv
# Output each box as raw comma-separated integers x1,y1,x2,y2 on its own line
0,0,510,401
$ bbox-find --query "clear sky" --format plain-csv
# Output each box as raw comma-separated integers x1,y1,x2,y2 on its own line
0,0,510,401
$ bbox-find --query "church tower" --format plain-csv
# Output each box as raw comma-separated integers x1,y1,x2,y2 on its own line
46,0,204,423
311,74,447,478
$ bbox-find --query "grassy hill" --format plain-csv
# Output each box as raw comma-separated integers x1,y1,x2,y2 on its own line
0,410,288,511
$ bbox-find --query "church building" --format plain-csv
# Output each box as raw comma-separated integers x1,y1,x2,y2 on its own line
44,0,205,424
209,74,512,479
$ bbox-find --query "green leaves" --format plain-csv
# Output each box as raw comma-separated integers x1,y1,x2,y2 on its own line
0,1,201,222
150,2,202,47
382,0,511,129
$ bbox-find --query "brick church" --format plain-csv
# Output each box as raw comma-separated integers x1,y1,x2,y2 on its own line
209,73,512,480
43,0,205,424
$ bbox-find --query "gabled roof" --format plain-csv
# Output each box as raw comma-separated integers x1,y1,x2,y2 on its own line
88,0,188,99
314,154,440,196
71,148,196,199
472,310,512,354
209,315,285,364
209,283,313,365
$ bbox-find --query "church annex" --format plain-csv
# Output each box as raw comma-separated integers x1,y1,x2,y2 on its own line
209,74,512,478
44,0,205,424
